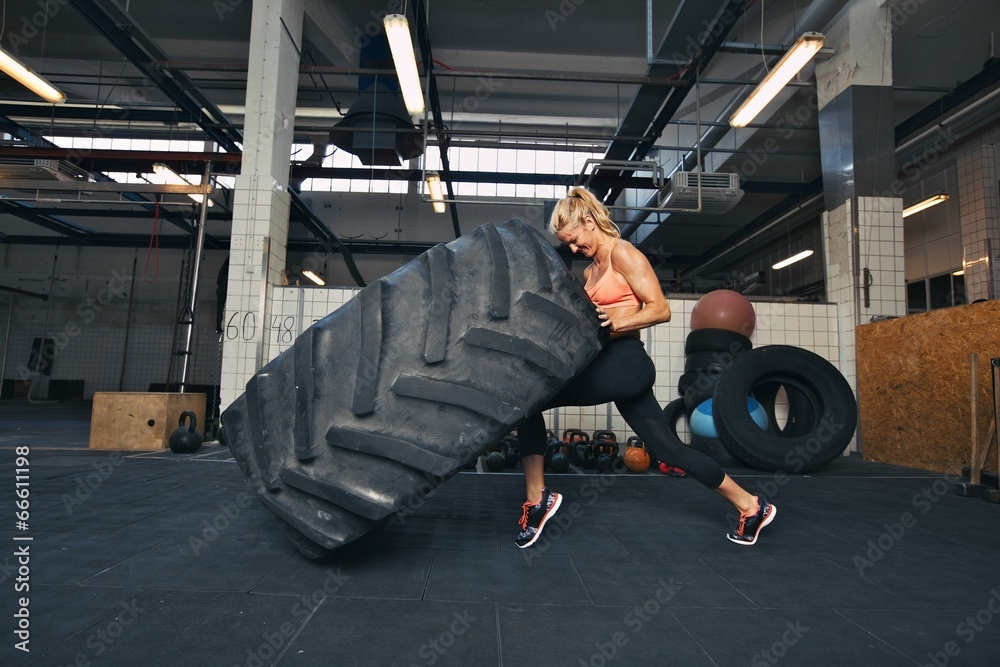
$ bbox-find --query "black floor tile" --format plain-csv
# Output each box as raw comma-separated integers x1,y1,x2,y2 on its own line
574,554,756,608
700,554,918,609
22,590,314,667
2,431,998,667
840,603,1000,666
253,547,436,601
423,550,592,605
673,607,915,666
279,598,498,666
374,516,501,551
499,603,715,667
79,536,295,591
27,532,168,584
0,583,147,665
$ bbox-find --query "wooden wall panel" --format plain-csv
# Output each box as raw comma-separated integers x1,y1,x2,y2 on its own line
856,301,1000,473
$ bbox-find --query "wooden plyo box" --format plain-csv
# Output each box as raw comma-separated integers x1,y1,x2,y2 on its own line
89,392,207,451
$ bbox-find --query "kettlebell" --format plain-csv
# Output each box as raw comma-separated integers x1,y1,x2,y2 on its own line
484,450,506,472
592,431,619,473
623,436,651,473
501,435,520,469
169,410,202,454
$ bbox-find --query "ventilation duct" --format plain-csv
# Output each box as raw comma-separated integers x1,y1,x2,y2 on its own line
660,171,744,214
328,83,424,166
0,158,92,182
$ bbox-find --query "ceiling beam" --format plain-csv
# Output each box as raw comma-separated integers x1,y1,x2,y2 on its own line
589,0,754,203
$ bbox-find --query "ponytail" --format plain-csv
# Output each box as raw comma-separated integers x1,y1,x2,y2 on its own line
548,187,621,238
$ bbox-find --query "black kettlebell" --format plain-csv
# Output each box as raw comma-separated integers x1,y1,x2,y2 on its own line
550,452,570,474
484,451,506,472
169,410,202,454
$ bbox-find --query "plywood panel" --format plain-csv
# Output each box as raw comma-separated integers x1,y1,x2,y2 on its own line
856,300,1000,473
90,392,206,450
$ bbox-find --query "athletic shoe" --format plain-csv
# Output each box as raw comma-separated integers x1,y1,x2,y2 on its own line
727,497,776,546
515,487,562,549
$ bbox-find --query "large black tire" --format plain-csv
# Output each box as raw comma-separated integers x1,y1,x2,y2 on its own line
712,345,857,473
221,219,608,557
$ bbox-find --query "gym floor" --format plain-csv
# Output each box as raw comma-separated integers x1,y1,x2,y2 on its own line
1,401,998,667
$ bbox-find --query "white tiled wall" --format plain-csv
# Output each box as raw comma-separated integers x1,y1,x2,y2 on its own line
253,287,842,443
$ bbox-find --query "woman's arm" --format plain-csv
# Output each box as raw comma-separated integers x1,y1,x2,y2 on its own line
601,240,671,335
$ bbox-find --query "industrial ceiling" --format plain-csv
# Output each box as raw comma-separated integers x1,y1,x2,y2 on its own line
0,0,998,291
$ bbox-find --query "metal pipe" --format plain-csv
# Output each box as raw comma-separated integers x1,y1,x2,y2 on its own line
0,292,12,391
620,0,850,239
178,163,212,391
117,254,138,391
895,86,1000,154
681,192,825,277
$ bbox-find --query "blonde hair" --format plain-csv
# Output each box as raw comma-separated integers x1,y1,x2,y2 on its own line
548,187,621,238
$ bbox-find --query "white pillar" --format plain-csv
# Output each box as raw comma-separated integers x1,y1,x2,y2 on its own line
815,0,904,454
221,0,305,411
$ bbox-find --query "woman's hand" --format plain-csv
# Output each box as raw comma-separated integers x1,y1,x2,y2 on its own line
596,307,617,334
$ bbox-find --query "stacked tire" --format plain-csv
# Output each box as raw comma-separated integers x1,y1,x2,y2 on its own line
663,290,858,475
220,219,608,558
677,328,753,466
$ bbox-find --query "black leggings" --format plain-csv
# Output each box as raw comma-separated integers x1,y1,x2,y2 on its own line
518,337,726,489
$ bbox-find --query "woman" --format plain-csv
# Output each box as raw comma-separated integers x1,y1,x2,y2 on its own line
514,187,775,548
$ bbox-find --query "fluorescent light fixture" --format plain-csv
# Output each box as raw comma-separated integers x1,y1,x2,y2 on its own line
772,249,814,270
729,32,826,128
425,172,446,213
902,193,949,218
302,269,326,286
952,269,965,276
152,163,213,206
383,14,425,115
0,46,66,104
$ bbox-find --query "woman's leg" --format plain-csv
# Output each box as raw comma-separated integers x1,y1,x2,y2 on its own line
517,413,548,505
615,390,757,514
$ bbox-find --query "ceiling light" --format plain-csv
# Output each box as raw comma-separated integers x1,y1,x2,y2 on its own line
729,32,826,128
952,269,965,276
772,249,814,270
0,46,66,104
383,14,425,116
152,163,213,206
302,269,326,286
425,172,446,213
902,193,949,218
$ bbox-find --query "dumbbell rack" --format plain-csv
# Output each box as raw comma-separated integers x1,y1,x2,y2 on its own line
957,354,1000,502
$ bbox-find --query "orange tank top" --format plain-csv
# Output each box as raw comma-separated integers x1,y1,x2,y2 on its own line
585,262,641,308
